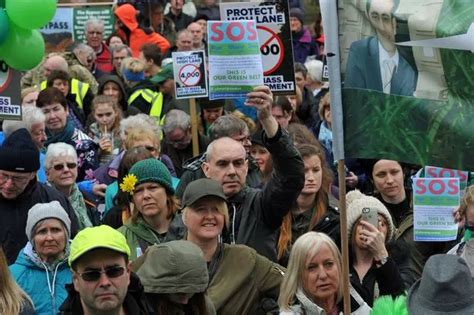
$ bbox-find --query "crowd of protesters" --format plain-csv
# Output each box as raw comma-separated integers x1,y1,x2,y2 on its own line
0,0,473,314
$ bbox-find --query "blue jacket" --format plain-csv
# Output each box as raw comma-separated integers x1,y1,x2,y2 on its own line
10,243,72,315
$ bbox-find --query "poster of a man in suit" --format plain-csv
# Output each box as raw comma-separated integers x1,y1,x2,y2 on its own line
344,0,417,96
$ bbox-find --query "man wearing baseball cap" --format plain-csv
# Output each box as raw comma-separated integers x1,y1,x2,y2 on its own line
59,225,151,315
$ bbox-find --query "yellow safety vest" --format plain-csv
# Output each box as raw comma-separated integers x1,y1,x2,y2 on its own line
40,79,89,109
128,88,165,124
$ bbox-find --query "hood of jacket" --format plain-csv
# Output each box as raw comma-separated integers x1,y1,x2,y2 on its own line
98,75,128,99
15,242,70,272
115,4,139,31
123,217,162,245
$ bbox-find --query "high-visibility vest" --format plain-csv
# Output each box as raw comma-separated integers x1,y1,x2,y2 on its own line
128,88,165,124
40,79,90,109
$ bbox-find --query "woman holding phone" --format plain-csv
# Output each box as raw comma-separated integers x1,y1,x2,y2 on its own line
346,190,405,307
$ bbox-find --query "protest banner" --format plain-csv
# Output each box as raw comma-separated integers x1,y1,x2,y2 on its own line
424,166,469,193
172,50,208,99
220,1,295,94
40,5,114,52
207,20,264,100
413,178,459,241
0,60,21,120
335,0,474,171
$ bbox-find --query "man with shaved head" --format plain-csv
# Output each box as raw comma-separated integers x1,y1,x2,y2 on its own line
201,86,304,261
187,22,205,51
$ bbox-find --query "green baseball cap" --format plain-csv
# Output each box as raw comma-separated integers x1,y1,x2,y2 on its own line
69,225,131,267
182,178,227,207
150,62,174,84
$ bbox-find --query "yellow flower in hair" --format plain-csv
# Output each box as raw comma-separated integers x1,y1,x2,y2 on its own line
120,174,138,194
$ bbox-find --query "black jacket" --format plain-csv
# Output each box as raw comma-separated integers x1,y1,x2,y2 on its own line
0,179,79,265
222,128,304,261
59,272,153,315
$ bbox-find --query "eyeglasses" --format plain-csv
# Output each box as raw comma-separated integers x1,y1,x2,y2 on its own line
52,162,77,171
0,172,31,185
87,31,103,36
77,266,126,282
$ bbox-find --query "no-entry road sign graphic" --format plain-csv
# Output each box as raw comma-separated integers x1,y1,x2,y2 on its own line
172,51,208,99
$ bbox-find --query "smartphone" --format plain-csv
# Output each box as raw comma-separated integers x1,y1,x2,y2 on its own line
361,208,378,227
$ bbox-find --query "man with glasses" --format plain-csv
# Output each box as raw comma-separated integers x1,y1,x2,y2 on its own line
0,128,79,264
60,225,151,314
85,18,113,73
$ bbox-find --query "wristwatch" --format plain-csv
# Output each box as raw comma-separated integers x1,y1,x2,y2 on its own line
374,256,388,267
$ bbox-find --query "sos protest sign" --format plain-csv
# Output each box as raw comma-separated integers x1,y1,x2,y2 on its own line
207,20,264,100
424,166,469,193
172,51,208,99
412,178,459,242
0,60,21,120
220,1,295,94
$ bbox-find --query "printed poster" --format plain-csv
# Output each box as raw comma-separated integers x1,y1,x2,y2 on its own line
207,20,264,100
172,50,208,99
413,178,459,241
220,1,295,94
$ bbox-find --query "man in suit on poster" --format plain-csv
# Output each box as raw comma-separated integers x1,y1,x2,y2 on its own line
345,0,417,96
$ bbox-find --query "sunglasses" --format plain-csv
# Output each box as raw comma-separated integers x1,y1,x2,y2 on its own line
52,162,77,171
77,266,126,282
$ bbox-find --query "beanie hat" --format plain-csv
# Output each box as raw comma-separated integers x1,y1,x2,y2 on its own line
69,225,131,267
135,240,208,294
0,128,39,172
25,201,71,242
290,8,304,25
346,190,395,241
129,158,174,194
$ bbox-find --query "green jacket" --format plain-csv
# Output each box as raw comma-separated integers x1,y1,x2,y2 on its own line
118,214,186,261
208,244,285,314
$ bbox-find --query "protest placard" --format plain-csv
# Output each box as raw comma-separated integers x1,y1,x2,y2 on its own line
413,178,459,241
425,166,469,195
207,20,264,100
0,60,21,120
220,1,295,94
172,50,208,99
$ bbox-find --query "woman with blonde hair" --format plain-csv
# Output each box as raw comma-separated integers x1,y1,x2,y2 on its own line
0,248,34,315
118,158,185,260
279,232,370,314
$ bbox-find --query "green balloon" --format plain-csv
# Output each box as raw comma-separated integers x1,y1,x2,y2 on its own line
0,23,44,71
6,0,56,30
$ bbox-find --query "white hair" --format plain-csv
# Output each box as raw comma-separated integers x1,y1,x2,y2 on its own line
119,113,161,140
163,109,190,134
84,18,105,32
304,59,323,83
44,142,78,170
3,107,46,138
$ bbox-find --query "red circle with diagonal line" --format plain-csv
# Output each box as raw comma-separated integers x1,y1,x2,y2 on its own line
258,25,284,75
178,64,201,87
0,61,13,93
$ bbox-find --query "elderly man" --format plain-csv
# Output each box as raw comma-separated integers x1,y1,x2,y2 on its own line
161,109,209,177
175,113,261,198
60,225,151,314
187,22,206,51
84,18,113,73
0,128,79,264
345,0,417,96
201,86,305,261
164,29,193,58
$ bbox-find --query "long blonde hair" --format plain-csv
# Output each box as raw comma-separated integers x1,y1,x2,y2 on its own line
278,232,343,311
0,248,33,314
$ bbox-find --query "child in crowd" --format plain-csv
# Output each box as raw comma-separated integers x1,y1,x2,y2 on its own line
88,95,122,165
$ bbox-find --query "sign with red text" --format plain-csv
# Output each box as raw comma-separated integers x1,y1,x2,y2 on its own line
0,60,22,120
413,178,459,241
172,50,208,99
207,20,263,100
425,166,469,194
220,1,295,94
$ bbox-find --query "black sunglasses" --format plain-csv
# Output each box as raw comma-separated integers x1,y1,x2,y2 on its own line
53,162,77,171
77,266,126,282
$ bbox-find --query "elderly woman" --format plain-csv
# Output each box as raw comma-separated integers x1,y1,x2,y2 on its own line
37,87,98,181
10,201,72,315
346,190,405,307
118,158,185,260
133,240,216,314
45,142,93,230
182,178,284,314
278,232,370,314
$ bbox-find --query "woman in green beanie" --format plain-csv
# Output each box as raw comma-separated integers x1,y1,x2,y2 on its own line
118,158,185,260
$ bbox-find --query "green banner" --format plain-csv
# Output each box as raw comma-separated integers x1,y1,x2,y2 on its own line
340,0,474,170
73,6,114,43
